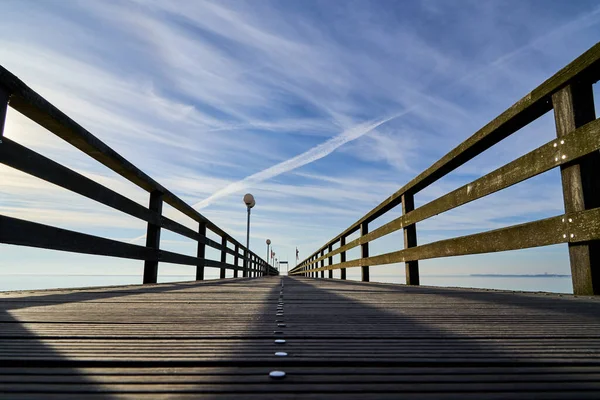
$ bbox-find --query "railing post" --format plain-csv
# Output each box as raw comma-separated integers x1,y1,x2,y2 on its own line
360,222,369,282
243,249,248,278
553,83,600,296
220,236,227,279
340,236,347,280
143,190,163,284
328,244,333,279
320,249,325,278
402,193,420,285
0,85,9,139
233,244,239,278
196,222,206,281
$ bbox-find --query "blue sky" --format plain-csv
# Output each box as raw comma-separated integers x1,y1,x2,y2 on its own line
1,0,599,285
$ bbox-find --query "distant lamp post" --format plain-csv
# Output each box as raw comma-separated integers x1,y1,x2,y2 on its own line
243,193,255,277
266,239,271,276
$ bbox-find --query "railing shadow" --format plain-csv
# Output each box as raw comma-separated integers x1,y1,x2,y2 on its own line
306,277,600,321
0,277,269,399
2,276,600,398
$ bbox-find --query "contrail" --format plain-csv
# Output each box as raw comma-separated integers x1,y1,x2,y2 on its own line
192,111,409,210
127,111,406,243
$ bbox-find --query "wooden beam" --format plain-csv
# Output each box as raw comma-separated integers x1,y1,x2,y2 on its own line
361,222,369,282
302,207,600,273
402,193,419,285
233,244,239,278
340,236,347,280
328,243,333,278
196,222,206,281
320,249,325,278
0,214,155,260
143,191,163,284
553,83,600,295
220,237,227,279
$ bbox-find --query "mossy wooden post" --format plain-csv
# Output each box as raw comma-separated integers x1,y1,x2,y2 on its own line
340,236,347,280
328,243,333,278
233,244,239,278
553,83,600,296
361,222,370,282
143,190,163,284
196,222,206,280
220,236,227,279
402,192,420,285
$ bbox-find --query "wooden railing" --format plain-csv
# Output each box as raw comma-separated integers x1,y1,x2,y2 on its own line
290,42,600,296
0,66,276,282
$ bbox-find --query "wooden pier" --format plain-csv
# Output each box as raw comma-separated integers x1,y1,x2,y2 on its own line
1,26,600,400
1,276,600,398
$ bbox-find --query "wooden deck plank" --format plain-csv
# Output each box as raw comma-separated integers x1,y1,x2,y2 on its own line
1,276,600,398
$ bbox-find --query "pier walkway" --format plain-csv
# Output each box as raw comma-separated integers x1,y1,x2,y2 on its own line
1,276,600,399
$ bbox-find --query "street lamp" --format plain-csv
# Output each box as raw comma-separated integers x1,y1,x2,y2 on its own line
243,193,255,277
266,239,271,276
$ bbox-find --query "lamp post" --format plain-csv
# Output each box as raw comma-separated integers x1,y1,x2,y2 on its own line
266,239,271,276
243,193,255,277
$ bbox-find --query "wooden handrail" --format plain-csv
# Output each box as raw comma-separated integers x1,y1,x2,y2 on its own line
0,68,275,281
291,42,600,295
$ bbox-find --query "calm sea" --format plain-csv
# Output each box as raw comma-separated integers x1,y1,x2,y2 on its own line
0,274,573,294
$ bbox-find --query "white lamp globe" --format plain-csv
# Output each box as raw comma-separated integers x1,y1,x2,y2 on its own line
243,193,255,208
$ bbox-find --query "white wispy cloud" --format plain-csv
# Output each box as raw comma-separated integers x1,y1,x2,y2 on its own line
192,112,406,209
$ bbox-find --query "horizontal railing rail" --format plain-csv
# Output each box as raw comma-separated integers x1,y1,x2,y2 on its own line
290,42,600,296
0,66,276,282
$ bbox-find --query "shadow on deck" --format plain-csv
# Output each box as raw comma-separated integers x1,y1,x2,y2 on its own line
1,276,600,399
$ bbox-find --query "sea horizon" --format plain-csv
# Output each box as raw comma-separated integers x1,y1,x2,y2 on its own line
0,273,574,294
